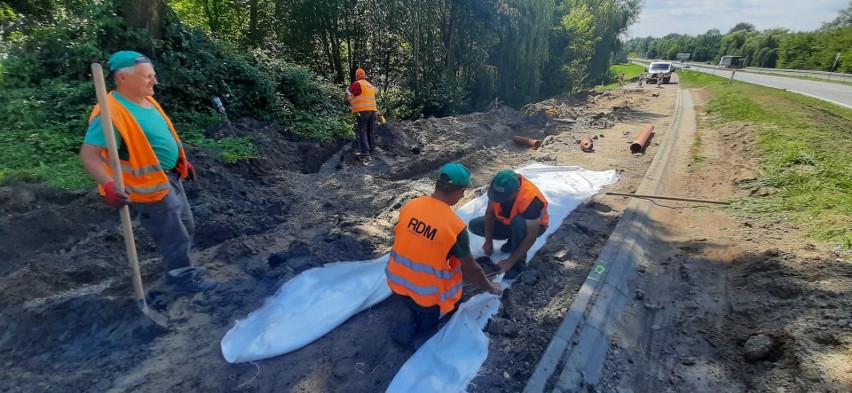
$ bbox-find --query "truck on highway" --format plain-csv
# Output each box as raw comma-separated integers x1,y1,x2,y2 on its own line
719,55,743,69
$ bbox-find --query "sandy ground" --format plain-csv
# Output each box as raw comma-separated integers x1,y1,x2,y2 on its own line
598,87,852,393
0,75,849,393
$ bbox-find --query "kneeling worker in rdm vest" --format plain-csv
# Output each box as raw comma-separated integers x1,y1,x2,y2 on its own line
80,51,216,292
386,163,502,349
469,170,549,279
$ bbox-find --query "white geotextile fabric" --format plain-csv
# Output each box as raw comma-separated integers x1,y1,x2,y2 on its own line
385,164,617,392
221,164,618,376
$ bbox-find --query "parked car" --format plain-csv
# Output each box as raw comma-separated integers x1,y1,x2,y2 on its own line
647,61,674,84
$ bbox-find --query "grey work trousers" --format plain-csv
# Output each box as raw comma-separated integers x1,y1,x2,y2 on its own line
355,110,376,154
132,172,194,271
468,215,546,259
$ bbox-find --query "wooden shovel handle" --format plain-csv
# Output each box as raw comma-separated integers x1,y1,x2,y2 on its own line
91,64,149,308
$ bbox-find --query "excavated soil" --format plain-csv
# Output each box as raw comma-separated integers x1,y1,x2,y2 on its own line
1,78,849,393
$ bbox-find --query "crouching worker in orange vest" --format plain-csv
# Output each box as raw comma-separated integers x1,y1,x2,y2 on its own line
469,170,549,280
79,51,216,293
386,163,502,350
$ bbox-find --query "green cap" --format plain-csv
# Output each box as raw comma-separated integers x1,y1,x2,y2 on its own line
108,51,151,72
488,170,520,202
437,163,471,187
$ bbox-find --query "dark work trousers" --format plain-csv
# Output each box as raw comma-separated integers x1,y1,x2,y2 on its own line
355,110,376,155
132,172,194,272
468,215,546,260
394,293,460,342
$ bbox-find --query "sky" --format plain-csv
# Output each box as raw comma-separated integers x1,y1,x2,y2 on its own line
629,0,848,38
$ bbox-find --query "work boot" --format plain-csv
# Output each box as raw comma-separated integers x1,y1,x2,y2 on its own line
166,268,217,292
503,260,526,280
500,241,513,253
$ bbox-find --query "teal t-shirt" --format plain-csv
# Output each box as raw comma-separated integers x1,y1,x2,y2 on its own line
84,92,179,170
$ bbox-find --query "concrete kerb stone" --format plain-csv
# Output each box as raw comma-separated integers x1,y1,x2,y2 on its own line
524,89,688,393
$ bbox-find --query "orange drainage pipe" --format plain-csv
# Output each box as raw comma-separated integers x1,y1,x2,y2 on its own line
630,124,655,153
513,136,543,149
579,135,594,152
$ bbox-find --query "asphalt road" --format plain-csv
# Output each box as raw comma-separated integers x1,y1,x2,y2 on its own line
681,63,852,109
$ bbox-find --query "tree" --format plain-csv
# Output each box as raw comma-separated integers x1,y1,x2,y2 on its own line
821,0,852,30
719,29,753,57
728,22,755,34
778,32,817,69
493,0,555,106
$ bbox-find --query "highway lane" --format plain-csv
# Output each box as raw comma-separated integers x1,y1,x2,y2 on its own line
681,63,852,109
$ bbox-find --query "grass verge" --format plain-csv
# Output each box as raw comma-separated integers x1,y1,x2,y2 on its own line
599,63,646,90
679,70,852,248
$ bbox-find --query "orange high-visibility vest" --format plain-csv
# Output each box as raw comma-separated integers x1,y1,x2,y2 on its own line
351,79,377,113
386,196,466,314
88,93,188,203
493,174,549,226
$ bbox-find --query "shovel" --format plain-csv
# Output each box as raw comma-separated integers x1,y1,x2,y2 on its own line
91,63,169,331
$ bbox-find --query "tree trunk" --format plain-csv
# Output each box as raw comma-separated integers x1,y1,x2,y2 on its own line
248,0,260,47
120,0,166,39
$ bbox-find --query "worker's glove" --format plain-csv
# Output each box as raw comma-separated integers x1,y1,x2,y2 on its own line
103,181,130,208
176,158,196,182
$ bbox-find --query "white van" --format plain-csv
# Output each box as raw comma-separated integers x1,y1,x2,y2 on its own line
647,61,674,84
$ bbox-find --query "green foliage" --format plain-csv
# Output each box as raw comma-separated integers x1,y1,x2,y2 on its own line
202,136,257,164
679,70,852,248
0,78,93,189
778,28,852,72
288,110,353,140
542,0,641,95
492,0,555,107
178,0,639,117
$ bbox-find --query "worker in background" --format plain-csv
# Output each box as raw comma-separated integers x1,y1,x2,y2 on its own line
619,71,625,87
386,163,502,350
468,170,549,279
344,68,377,160
80,50,217,292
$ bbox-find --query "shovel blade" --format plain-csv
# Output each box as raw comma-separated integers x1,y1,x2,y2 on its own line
137,299,169,332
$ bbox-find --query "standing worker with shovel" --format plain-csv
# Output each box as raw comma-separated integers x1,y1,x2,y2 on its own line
80,51,217,296
344,68,378,163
